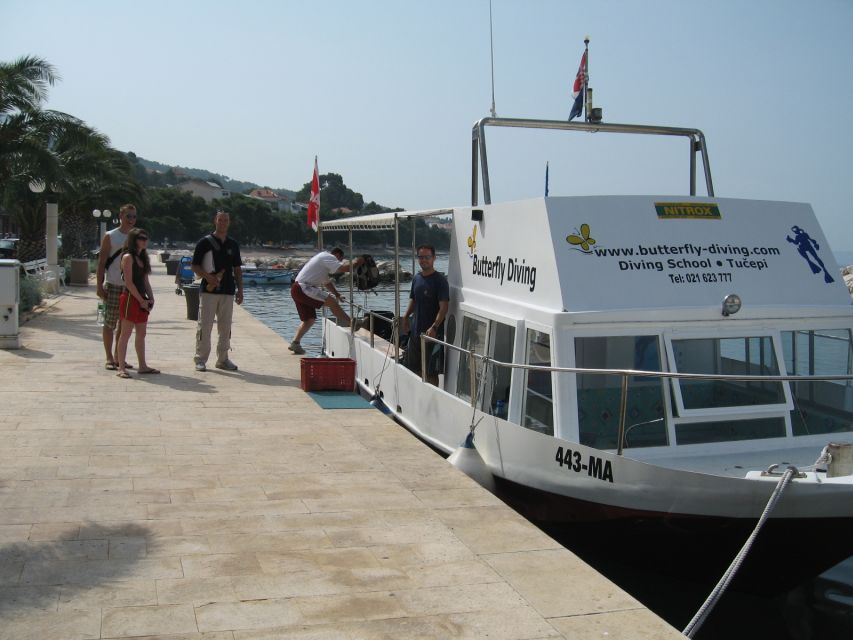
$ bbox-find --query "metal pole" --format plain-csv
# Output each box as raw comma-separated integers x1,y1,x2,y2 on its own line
478,122,492,205
489,0,497,118
583,37,590,122
689,138,697,196
616,374,629,455
348,229,354,330
697,133,715,196
394,214,400,361
469,349,478,408
471,137,480,206
421,334,427,381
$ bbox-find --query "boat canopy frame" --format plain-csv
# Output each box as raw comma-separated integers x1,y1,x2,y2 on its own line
471,117,715,205
319,208,454,360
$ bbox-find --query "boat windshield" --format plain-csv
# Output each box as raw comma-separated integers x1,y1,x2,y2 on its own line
782,328,853,436
669,336,787,412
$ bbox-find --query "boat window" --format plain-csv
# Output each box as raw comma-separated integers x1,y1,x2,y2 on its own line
575,336,667,449
782,329,853,436
486,321,515,418
670,336,786,411
675,417,786,445
522,330,554,435
456,315,488,403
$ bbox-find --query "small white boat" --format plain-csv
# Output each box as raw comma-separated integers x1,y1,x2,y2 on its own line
242,268,295,286
320,117,853,591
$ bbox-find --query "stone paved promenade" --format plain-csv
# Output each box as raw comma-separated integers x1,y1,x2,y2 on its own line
0,263,683,639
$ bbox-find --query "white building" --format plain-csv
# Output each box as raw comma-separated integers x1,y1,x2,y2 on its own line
177,179,230,203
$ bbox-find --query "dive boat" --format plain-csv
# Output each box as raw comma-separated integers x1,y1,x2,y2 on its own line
319,118,853,591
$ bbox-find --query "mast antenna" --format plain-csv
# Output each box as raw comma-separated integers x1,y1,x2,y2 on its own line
489,0,497,117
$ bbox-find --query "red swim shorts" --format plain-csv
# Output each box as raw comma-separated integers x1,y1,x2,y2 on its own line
290,282,324,321
119,291,150,324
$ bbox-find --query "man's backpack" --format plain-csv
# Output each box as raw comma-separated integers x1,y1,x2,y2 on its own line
353,254,381,290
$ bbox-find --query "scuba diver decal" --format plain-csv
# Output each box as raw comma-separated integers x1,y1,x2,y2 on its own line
786,225,834,283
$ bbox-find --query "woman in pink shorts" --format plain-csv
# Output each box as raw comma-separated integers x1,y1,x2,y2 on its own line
115,228,160,378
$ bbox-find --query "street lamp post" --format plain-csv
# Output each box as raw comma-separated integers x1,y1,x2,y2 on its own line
92,209,110,244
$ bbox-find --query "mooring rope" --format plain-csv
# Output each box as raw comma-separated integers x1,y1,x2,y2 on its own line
371,316,398,395
682,466,798,637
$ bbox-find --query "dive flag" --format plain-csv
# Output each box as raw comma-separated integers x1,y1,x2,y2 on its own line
307,156,320,232
569,51,586,121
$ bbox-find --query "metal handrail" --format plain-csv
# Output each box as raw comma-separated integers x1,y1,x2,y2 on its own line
471,116,714,205
413,334,853,456
341,312,853,454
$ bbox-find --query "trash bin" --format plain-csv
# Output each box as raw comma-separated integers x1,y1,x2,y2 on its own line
182,283,200,321
165,259,180,276
69,258,89,285
159,251,170,263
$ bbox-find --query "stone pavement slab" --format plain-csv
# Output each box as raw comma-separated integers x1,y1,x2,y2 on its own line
0,263,684,638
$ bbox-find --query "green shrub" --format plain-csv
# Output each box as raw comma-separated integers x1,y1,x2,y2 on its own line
19,276,43,314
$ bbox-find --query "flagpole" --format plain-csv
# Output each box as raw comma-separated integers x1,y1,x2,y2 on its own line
489,0,497,117
583,36,590,122
545,161,549,197
315,155,321,251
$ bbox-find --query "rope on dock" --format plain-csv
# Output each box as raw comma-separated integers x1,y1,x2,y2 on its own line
682,466,798,638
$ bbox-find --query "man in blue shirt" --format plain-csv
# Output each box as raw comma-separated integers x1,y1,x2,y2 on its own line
401,244,449,385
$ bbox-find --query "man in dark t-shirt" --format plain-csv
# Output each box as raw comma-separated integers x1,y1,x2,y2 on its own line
191,210,244,372
401,244,449,385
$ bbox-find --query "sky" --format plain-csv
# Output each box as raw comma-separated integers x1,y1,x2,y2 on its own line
3,0,853,250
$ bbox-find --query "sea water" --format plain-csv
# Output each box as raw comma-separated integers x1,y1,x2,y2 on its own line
241,254,449,354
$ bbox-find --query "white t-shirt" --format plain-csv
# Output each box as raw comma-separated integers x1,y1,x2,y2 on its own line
104,228,128,286
296,252,342,287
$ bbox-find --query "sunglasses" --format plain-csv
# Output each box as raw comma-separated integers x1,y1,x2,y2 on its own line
138,236,149,241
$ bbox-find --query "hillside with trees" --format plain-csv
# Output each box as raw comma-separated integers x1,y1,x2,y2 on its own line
0,55,449,260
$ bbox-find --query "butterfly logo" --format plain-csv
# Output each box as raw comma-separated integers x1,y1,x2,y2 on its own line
467,225,477,257
567,223,595,253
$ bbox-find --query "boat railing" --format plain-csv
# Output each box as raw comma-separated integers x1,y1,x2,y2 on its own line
471,116,714,205
413,334,853,456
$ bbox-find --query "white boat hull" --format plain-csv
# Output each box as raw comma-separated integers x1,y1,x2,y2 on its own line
325,321,853,522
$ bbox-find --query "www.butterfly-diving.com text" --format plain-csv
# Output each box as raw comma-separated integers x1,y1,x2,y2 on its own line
592,243,781,258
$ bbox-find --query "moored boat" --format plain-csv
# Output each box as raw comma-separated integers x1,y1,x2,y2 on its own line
319,117,853,592
242,268,295,286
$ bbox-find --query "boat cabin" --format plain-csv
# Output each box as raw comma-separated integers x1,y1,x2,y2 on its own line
443,195,853,457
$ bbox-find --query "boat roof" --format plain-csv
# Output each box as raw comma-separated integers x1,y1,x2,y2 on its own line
448,195,852,321
320,208,453,231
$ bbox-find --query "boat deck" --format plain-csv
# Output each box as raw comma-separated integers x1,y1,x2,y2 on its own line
0,262,684,639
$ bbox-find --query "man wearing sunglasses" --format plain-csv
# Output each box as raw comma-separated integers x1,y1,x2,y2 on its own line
96,203,137,370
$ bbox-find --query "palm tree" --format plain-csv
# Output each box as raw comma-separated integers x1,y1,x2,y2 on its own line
54,134,144,259
0,56,65,188
0,56,143,261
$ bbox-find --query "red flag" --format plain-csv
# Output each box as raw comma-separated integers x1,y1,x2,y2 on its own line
572,51,587,97
569,51,587,121
307,157,320,232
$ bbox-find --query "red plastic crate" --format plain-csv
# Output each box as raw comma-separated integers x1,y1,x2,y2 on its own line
300,357,356,392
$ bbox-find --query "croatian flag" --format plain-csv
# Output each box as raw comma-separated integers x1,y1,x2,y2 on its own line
569,51,586,121
307,156,320,232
